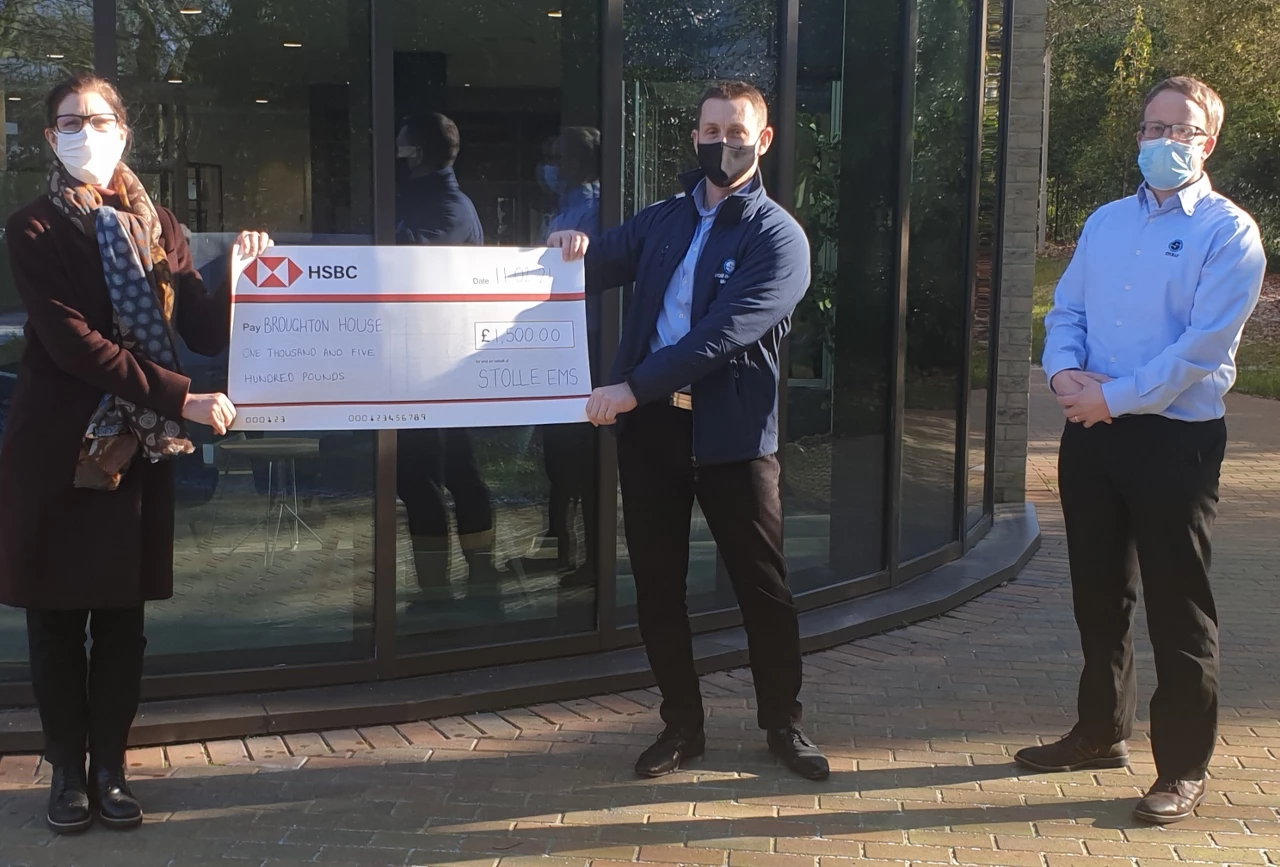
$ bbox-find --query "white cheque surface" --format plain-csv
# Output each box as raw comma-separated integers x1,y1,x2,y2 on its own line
228,246,590,431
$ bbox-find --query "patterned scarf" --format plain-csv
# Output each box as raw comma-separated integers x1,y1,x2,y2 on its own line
48,160,194,491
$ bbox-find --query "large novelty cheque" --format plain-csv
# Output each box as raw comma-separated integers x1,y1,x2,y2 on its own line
228,246,591,430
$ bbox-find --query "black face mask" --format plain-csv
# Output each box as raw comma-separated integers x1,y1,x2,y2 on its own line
697,140,757,188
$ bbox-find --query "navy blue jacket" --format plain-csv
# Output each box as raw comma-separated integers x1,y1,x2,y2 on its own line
395,167,484,246
586,169,810,465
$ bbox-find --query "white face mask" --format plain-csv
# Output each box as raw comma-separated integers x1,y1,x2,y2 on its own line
55,128,126,187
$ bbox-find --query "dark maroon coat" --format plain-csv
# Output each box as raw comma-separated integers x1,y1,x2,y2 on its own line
0,195,228,610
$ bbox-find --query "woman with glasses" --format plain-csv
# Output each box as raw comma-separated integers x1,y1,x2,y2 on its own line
0,72,272,833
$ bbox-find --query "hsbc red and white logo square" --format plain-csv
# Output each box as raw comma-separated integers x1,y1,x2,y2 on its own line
245,256,304,288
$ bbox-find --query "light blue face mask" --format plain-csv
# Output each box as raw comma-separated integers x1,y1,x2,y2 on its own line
538,163,561,192
1137,138,1200,191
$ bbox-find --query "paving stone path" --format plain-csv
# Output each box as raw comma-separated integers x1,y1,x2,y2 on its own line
1,379,1278,866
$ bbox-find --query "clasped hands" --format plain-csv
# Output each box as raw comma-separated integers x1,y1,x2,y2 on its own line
1052,369,1114,428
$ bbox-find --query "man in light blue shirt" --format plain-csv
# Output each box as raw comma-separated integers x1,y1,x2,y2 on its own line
1018,77,1267,826
649,175,751,360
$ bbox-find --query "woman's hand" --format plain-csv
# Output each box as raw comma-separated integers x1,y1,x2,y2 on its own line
182,393,237,436
233,230,273,260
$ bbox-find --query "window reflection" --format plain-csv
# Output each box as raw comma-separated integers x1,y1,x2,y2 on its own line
785,0,900,590
390,0,601,651
0,0,95,680
899,0,977,564
618,0,779,621
968,2,1005,529
116,0,377,667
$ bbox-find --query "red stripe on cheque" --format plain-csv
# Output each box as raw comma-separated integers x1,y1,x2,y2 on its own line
238,394,593,409
234,292,586,304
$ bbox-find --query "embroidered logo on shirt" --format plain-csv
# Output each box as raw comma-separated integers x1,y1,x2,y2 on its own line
1167,239,1184,258
714,258,737,284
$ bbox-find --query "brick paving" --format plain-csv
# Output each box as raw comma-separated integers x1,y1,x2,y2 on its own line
1,379,1279,866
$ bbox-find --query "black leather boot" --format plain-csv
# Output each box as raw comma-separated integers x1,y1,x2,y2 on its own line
1015,731,1129,773
89,765,143,830
635,727,706,777
46,765,92,834
1133,778,1207,825
767,727,831,781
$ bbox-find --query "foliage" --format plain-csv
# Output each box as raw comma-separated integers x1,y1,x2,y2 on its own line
1046,0,1280,260
792,114,839,357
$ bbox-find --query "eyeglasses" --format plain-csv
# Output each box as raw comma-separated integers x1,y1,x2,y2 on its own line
54,113,120,134
1138,121,1208,143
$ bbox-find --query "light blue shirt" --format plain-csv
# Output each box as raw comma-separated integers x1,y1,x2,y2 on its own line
650,180,728,355
1042,176,1267,422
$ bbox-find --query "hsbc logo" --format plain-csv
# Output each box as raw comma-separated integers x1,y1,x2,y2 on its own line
245,257,359,287
245,256,303,288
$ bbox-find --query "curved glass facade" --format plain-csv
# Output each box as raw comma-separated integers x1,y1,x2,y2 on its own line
0,0,1011,700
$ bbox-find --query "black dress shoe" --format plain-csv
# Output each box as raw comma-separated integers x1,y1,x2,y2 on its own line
635,727,705,777
1015,731,1129,773
1133,777,1207,825
767,727,830,781
46,766,92,834
90,766,143,830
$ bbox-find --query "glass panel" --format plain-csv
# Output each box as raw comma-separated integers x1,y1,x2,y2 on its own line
0,0,95,681
967,0,1005,530
786,0,899,591
617,0,779,622
116,0,376,668
898,0,977,564
391,0,601,652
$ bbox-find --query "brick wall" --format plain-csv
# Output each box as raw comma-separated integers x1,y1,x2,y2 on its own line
994,0,1047,504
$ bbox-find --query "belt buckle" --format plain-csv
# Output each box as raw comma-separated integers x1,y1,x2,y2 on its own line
669,393,693,411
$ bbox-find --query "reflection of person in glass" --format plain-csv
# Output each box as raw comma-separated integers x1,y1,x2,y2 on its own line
512,127,602,585
0,73,272,833
549,82,828,781
393,114,500,610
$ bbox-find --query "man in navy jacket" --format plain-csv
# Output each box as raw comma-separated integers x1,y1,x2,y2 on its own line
550,81,826,781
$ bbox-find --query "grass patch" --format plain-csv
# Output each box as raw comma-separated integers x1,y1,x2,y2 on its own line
1034,256,1070,288
1234,338,1280,400
1030,258,1066,362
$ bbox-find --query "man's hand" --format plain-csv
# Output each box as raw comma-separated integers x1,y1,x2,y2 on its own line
548,230,590,261
1057,376,1114,428
1051,368,1112,396
585,383,637,427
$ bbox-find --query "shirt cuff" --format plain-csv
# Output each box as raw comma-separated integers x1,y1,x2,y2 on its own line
1100,377,1141,419
1042,355,1082,392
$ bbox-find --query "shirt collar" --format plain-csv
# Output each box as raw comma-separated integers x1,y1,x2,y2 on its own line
693,176,757,218
1137,173,1213,217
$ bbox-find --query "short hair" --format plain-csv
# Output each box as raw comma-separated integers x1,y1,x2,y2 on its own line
45,70,129,130
697,80,770,129
400,113,461,167
559,126,600,185
1143,76,1225,137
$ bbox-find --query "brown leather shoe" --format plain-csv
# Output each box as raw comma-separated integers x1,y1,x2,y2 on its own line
1133,778,1206,825
1015,731,1129,773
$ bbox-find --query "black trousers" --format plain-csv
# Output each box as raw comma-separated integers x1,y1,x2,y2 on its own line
26,607,147,770
1059,414,1225,780
396,428,495,590
396,428,493,539
618,402,802,732
542,422,599,568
